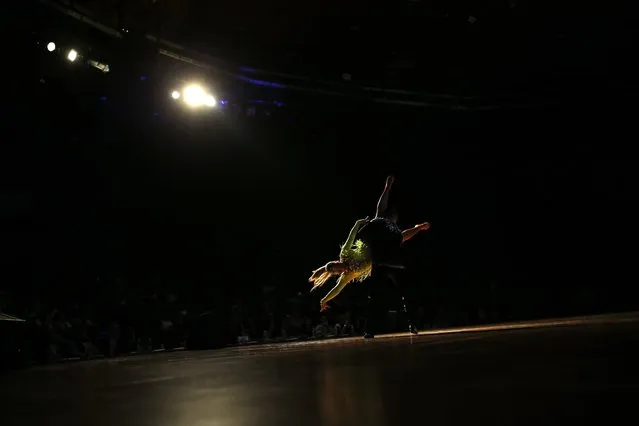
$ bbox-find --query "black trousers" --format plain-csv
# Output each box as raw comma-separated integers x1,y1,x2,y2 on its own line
364,265,414,336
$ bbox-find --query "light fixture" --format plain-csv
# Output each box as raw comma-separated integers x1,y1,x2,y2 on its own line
176,84,217,108
88,59,110,73
67,49,78,62
204,95,217,107
183,84,207,107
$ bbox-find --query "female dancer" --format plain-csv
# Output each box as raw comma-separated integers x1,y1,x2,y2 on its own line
309,176,430,311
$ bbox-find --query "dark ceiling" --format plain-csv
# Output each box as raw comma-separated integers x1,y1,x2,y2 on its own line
38,1,639,95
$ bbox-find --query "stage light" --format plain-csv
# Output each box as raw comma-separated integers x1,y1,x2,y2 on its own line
67,49,78,62
183,84,207,107
46,42,56,52
204,95,217,107
172,84,217,109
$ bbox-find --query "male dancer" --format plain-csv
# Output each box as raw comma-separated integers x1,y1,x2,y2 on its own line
357,175,428,338
309,176,430,336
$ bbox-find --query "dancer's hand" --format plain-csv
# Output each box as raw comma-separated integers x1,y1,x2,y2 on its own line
355,216,369,226
320,302,330,312
385,175,395,188
417,222,431,231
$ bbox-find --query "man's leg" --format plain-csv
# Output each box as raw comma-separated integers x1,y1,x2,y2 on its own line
388,270,418,335
400,293,418,335
364,265,389,338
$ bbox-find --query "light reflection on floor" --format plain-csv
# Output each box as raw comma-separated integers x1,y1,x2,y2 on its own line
241,311,639,352
3,312,639,426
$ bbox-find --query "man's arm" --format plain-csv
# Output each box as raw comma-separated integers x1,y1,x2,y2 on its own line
402,222,430,243
375,175,394,218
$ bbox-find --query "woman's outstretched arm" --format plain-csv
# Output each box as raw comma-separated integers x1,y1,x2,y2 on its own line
340,217,369,257
401,222,431,243
320,271,358,310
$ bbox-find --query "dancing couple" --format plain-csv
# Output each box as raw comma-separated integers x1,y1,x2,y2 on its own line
309,175,430,337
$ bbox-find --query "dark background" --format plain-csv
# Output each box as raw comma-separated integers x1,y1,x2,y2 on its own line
2,1,638,327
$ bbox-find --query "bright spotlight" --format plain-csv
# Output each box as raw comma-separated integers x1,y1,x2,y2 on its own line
171,90,181,100
47,42,56,52
204,95,217,108
67,49,78,62
183,84,207,107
